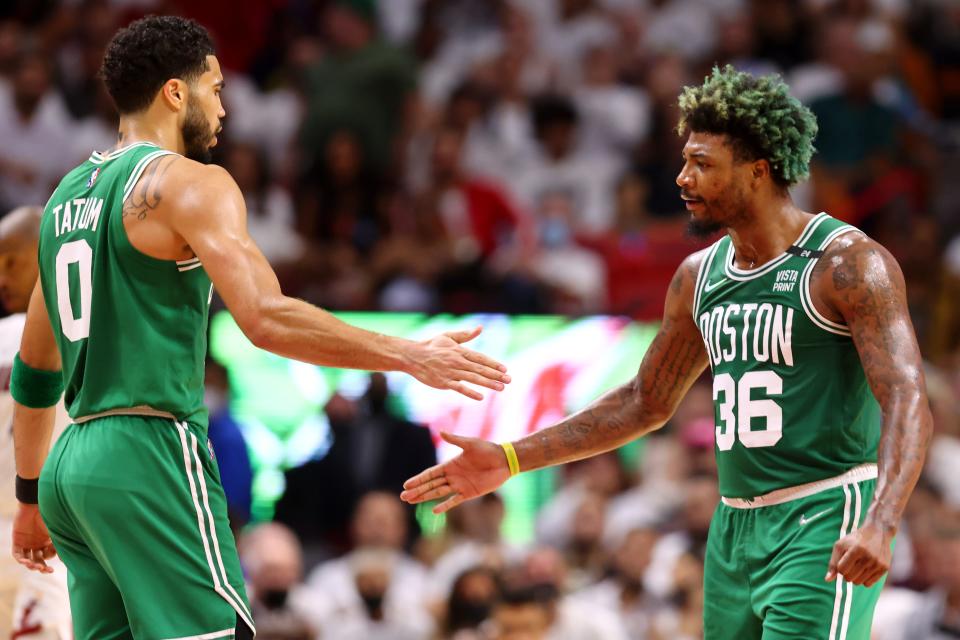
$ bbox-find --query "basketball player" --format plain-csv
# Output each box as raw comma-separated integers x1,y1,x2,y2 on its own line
0,207,71,639
401,66,932,640
10,16,510,640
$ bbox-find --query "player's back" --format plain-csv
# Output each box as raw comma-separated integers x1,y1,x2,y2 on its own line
37,143,212,425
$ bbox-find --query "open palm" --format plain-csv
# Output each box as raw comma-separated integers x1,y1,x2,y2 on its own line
400,432,511,513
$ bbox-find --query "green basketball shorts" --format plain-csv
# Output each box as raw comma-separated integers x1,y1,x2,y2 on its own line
704,464,886,640
38,415,254,640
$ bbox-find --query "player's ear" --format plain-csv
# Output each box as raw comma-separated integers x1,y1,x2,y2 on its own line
160,79,186,111
751,159,770,185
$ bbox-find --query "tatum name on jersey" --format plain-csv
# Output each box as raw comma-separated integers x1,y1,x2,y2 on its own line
37,142,212,425
692,213,881,499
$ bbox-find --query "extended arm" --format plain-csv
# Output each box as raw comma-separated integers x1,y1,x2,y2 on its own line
513,256,708,470
158,158,508,399
817,233,932,586
402,253,710,512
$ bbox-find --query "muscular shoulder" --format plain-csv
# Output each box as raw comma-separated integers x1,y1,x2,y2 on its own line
164,159,238,206
123,155,234,218
667,247,711,313
811,230,906,321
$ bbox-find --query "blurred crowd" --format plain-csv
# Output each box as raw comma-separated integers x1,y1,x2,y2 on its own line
233,371,960,640
2,0,960,638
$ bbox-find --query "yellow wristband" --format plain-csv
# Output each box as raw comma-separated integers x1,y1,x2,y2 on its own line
501,442,520,477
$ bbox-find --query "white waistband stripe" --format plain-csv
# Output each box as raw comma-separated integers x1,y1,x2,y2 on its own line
721,463,877,508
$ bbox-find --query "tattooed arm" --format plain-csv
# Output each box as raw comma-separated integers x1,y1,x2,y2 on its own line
812,232,932,587
401,253,710,512
514,253,708,469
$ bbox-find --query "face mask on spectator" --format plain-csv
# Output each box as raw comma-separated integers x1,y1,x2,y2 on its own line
262,588,289,610
361,592,385,617
540,219,571,249
450,598,493,627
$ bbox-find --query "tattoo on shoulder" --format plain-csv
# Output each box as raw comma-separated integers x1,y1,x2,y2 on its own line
122,155,177,221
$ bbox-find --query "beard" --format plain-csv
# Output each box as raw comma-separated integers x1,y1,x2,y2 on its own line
684,183,750,238
687,215,724,238
182,96,216,163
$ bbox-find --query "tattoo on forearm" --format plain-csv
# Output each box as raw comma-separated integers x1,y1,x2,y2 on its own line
822,237,932,532
122,155,176,221
516,259,707,471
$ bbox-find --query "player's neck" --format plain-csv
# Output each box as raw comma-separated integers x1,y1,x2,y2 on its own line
725,199,811,270
115,113,183,156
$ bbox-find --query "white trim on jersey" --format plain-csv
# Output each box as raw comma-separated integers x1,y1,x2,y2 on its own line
88,142,158,165
723,212,829,281
692,241,723,321
122,150,177,201
799,225,860,337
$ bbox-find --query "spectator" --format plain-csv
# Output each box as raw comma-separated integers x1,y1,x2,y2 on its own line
302,491,431,633
873,509,960,640
438,566,500,640
644,473,719,599
275,373,437,554
573,44,651,155
425,493,517,603
239,523,315,640
204,357,254,528
513,94,623,233
0,46,74,211
298,0,418,175
574,526,662,639
517,546,630,640
488,584,554,640
222,141,304,267
312,548,433,640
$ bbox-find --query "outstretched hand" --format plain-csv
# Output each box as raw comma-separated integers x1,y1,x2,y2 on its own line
401,432,512,513
409,326,511,400
12,503,56,574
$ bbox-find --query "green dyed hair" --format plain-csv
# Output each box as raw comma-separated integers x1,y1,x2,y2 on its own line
677,65,818,187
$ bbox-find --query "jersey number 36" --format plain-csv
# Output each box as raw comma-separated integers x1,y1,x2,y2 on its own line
713,371,783,450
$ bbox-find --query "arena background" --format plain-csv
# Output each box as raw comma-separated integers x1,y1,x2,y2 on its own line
1,0,959,638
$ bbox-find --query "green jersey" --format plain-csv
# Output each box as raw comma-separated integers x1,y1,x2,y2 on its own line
37,143,212,424
692,213,880,498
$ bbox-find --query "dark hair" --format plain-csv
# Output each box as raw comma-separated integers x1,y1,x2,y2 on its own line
531,94,579,139
497,583,558,607
677,65,818,188
100,15,215,114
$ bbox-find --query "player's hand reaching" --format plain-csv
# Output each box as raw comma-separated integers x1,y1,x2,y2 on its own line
408,326,511,400
12,503,57,574
825,522,892,587
401,432,511,513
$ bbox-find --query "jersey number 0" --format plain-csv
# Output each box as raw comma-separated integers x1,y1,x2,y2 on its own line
54,240,93,342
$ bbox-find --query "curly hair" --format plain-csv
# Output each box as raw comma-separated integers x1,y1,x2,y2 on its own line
677,65,818,188
100,16,215,114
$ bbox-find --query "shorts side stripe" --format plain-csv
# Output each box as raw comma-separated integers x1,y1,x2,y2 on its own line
176,422,255,634
163,627,235,640
175,421,221,596
839,482,863,640
829,483,853,640
187,430,255,629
